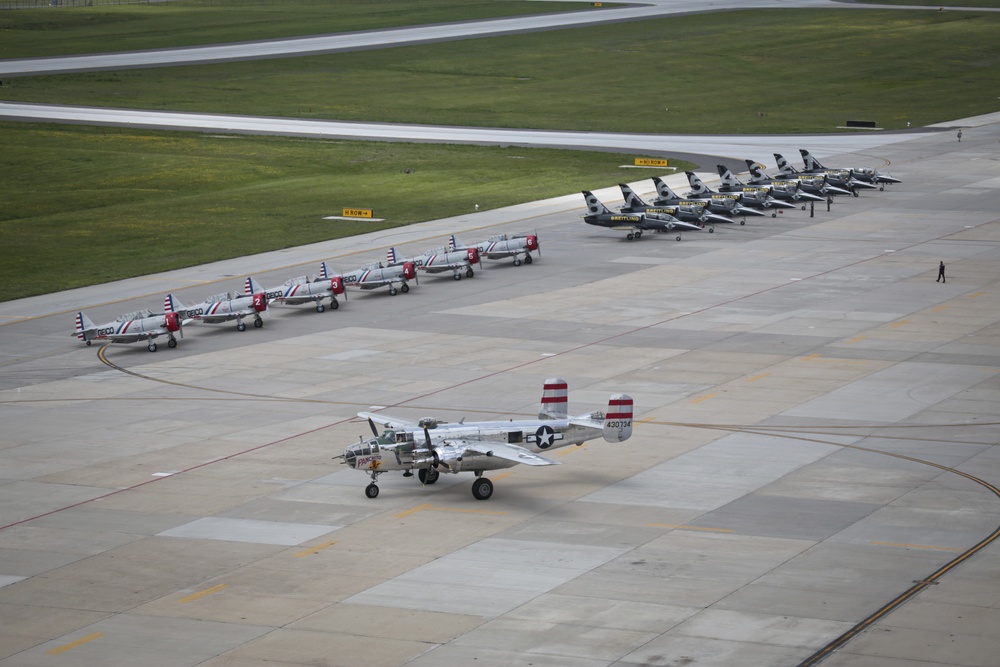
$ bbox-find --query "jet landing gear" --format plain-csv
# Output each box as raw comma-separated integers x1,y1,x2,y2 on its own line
472,474,494,501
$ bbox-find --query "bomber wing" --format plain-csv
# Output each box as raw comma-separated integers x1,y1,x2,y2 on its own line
357,411,420,430
461,441,561,466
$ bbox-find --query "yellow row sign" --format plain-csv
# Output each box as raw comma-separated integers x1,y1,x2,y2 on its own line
342,208,373,219
634,158,669,167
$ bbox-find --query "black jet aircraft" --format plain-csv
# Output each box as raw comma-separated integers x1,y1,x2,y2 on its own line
618,183,732,232
652,176,764,223
798,149,901,189
717,165,824,209
685,172,792,218
745,160,852,199
774,152,878,196
582,191,702,241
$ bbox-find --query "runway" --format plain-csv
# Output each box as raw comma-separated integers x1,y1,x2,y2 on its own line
1,118,999,666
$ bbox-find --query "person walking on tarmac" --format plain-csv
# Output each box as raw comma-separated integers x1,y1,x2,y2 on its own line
958,129,963,142
937,261,946,283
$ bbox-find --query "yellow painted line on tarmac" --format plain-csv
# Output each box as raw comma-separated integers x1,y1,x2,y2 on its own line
647,523,734,533
800,354,820,362
889,320,909,328
689,393,716,404
845,335,867,345
931,305,950,313
395,503,434,518
636,417,655,425
47,632,105,655
179,583,228,603
745,372,770,382
967,291,987,299
556,443,588,457
294,539,337,557
871,541,963,552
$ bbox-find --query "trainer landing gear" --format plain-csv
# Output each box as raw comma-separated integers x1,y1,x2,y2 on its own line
329,298,339,311
253,315,263,328
237,320,247,332
401,283,410,293
466,268,475,278
167,336,177,348
147,341,158,352
315,302,326,313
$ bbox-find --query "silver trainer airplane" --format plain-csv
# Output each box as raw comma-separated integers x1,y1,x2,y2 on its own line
244,271,345,313
72,308,185,351
164,290,269,332
323,259,417,296
338,378,633,500
386,245,480,281
448,233,539,267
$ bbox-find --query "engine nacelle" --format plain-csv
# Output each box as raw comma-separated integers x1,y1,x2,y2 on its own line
434,444,465,472
329,277,345,295
466,247,480,265
525,235,539,251
402,262,417,280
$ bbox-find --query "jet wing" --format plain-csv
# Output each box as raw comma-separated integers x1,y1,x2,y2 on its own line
357,411,420,430
462,441,560,466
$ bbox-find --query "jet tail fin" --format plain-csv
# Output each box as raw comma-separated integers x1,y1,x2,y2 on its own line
652,176,681,201
799,149,824,171
774,153,798,176
602,394,633,442
745,160,768,183
618,183,648,210
538,377,569,419
717,165,742,188
685,171,711,195
581,191,612,216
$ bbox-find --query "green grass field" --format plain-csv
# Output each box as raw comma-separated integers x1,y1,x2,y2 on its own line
2,3,999,300
1,123,688,300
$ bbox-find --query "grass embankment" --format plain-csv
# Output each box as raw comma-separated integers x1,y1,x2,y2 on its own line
3,10,999,134
1,124,688,300
0,0,599,58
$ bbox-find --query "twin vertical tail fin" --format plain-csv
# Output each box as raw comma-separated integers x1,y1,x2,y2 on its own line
602,394,633,442
539,377,569,419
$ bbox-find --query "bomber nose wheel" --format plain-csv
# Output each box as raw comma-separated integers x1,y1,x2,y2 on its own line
365,483,380,499
471,477,494,500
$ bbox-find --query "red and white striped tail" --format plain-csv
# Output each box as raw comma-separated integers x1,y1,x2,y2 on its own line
387,247,399,265
539,378,568,419
602,394,633,442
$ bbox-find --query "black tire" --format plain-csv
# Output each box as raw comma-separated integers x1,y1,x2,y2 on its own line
365,483,379,499
254,317,263,328
471,477,494,501
86,341,92,346
237,321,247,332
453,273,462,281
316,303,325,313
168,338,177,348
676,235,681,241
626,233,634,240
401,283,410,293
513,258,522,267
524,254,533,265
389,287,398,296
330,299,339,310
740,220,746,226
418,467,439,485
466,268,474,278
148,342,157,352
772,212,777,218
709,227,714,233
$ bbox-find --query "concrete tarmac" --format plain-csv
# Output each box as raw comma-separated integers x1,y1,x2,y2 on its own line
1,120,1000,666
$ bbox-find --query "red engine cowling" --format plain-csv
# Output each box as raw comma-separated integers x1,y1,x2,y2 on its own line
329,277,345,295
402,262,417,280
252,292,268,312
164,311,181,332
526,235,539,251
466,247,480,264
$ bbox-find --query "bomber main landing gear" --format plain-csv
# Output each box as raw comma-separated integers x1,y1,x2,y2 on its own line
471,475,494,501
418,467,439,485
